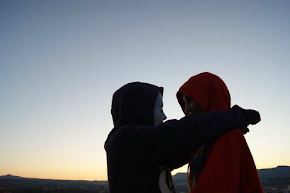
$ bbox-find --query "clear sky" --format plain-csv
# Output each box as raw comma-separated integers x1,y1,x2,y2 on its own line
1,0,289,181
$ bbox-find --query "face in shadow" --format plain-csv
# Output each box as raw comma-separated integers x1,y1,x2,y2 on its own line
153,92,167,126
183,95,202,114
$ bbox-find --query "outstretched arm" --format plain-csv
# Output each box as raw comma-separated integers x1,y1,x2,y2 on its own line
144,105,260,167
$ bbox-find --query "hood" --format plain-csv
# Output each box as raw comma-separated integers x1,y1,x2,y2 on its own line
110,82,163,133
177,72,231,114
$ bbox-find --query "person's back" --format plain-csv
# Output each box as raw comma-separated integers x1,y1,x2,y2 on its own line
106,82,192,192
105,125,167,192
105,82,167,193
177,72,263,193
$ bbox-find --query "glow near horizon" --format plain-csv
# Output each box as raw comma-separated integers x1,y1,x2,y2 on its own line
0,1,289,181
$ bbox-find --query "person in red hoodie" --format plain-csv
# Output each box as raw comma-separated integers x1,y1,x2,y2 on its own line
177,72,264,193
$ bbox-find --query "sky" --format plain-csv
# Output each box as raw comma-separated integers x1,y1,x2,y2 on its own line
0,0,289,181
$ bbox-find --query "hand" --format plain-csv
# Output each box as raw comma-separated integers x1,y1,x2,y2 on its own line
232,105,261,126
240,127,249,134
250,116,261,125
245,108,261,125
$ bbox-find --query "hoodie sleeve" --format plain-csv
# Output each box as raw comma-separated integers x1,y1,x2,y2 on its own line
142,105,260,167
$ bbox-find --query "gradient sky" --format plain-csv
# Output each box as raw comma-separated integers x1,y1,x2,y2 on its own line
1,0,289,181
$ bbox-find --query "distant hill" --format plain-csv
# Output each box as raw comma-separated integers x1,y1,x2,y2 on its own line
0,174,108,186
173,165,290,183
0,174,23,180
259,165,290,180
0,175,109,193
1,165,289,186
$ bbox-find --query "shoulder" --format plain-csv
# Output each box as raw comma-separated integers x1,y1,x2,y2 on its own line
215,128,245,143
212,129,247,153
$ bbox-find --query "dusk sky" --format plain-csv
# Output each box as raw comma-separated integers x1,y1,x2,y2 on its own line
1,0,289,181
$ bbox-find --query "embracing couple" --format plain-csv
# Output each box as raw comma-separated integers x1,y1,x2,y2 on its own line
105,72,264,193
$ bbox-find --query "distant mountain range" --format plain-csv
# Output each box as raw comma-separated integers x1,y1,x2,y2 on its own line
1,165,289,184
172,165,290,184
1,166,289,193
258,165,290,180
0,174,107,186
0,174,109,192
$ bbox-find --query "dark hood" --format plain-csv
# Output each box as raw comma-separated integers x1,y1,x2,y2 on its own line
177,72,231,114
109,82,163,137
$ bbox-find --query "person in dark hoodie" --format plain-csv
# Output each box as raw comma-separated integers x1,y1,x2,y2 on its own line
105,81,261,193
177,72,263,193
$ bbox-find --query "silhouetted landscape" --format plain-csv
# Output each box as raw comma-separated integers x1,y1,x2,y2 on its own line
0,166,289,193
0,176,108,193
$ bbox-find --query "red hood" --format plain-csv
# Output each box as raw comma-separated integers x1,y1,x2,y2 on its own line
177,72,231,114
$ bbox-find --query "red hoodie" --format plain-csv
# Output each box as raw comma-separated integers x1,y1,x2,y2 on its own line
177,72,264,193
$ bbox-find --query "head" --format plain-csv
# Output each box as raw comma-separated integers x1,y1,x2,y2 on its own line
182,95,202,114
177,72,231,114
111,82,165,129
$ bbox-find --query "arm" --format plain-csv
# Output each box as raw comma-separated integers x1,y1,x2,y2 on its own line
144,105,260,167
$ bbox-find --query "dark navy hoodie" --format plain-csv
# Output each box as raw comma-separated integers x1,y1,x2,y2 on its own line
105,82,260,193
